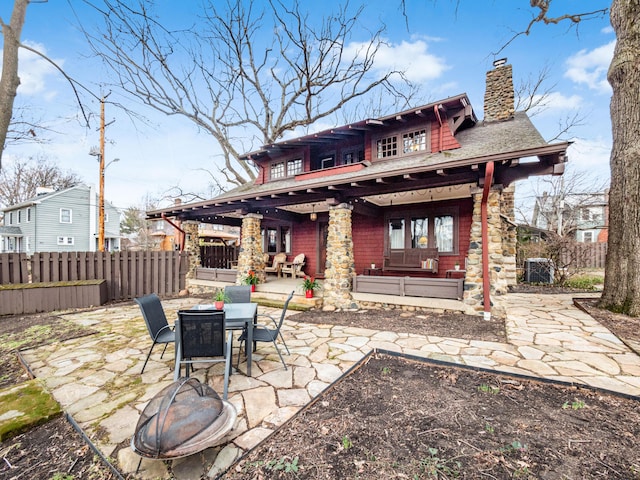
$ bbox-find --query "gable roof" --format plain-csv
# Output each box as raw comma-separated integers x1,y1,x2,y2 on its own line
2,184,119,213
148,105,568,224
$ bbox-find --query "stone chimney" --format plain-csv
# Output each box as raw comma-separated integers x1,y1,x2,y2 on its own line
484,59,514,122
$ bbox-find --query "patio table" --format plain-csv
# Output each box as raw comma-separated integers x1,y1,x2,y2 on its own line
179,302,258,377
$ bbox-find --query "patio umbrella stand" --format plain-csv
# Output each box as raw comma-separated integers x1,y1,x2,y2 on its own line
131,377,236,460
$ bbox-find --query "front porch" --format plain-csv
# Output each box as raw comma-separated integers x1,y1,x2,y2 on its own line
189,269,472,314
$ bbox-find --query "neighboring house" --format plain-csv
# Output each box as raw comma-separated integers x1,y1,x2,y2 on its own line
0,184,121,253
147,61,569,314
531,190,609,243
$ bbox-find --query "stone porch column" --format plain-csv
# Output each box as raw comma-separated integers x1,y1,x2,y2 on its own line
323,203,358,310
236,214,266,285
500,185,518,287
463,186,513,312
183,220,200,280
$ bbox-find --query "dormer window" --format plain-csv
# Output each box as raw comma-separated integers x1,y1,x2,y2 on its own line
271,162,285,179
377,135,397,158
270,158,302,180
376,126,431,159
403,129,427,153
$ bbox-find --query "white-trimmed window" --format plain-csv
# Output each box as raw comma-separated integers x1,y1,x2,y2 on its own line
17,210,22,223
287,158,303,176
57,236,75,245
377,135,397,158
376,125,431,159
270,162,285,179
403,129,427,153
26,207,31,222
60,208,72,224
387,207,458,254
8,212,13,225
104,213,109,223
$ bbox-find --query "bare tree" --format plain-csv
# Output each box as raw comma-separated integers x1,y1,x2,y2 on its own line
506,1,639,316
0,154,82,208
514,65,586,143
0,0,28,169
82,0,409,187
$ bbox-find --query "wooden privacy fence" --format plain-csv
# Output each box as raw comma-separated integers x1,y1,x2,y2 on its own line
561,242,608,269
200,245,239,269
0,251,189,301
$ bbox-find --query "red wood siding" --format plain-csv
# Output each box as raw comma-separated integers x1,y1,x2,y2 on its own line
291,219,317,277
352,214,385,271
431,119,461,152
350,198,473,277
295,163,365,181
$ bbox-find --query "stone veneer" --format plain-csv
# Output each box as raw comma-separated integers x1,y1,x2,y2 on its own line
322,203,358,310
236,214,266,285
463,185,517,313
484,64,514,122
183,220,201,280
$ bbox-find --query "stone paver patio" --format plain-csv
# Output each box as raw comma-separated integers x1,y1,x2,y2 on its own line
20,292,640,479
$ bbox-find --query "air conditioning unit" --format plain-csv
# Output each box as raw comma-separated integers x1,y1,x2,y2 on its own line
525,258,554,284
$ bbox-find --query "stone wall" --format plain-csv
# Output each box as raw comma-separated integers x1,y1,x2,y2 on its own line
322,204,358,310
236,214,266,285
484,64,514,122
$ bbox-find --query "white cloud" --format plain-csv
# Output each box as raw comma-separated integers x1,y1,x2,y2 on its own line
345,38,449,84
6,41,64,99
567,137,611,174
528,91,583,117
564,40,614,94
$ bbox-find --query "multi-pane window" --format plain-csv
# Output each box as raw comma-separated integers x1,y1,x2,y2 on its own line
271,162,285,179
388,219,405,249
57,236,75,245
271,158,303,179
60,208,72,223
26,207,31,222
17,210,22,223
8,212,13,225
402,129,427,153
262,225,292,254
377,135,398,158
343,149,364,165
377,126,430,159
287,158,303,176
388,210,457,254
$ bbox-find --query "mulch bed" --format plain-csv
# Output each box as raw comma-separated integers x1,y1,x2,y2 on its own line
224,353,640,479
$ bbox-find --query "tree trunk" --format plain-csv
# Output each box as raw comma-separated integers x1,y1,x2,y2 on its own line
0,0,29,168
600,0,640,316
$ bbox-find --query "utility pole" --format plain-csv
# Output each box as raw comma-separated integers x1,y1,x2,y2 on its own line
98,96,106,252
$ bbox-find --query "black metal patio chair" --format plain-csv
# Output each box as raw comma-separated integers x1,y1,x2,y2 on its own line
176,309,233,399
237,290,294,370
135,293,176,374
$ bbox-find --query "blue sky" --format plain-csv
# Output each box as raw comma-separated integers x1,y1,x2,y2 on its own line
1,1,613,215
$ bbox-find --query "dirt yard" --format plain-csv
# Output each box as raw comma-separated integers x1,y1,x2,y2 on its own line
1,293,639,479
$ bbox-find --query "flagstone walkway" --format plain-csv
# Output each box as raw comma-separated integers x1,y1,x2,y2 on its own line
20,292,640,479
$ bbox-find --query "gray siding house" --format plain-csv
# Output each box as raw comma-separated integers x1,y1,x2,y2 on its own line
1,185,121,253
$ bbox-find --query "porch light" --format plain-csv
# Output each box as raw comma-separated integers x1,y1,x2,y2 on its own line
310,205,317,222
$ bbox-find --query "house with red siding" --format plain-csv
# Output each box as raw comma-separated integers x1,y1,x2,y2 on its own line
148,61,569,317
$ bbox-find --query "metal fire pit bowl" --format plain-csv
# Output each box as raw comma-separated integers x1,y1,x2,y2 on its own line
131,377,237,459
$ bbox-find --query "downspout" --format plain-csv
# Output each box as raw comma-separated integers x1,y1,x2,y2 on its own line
433,105,443,152
481,161,494,321
161,214,186,251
